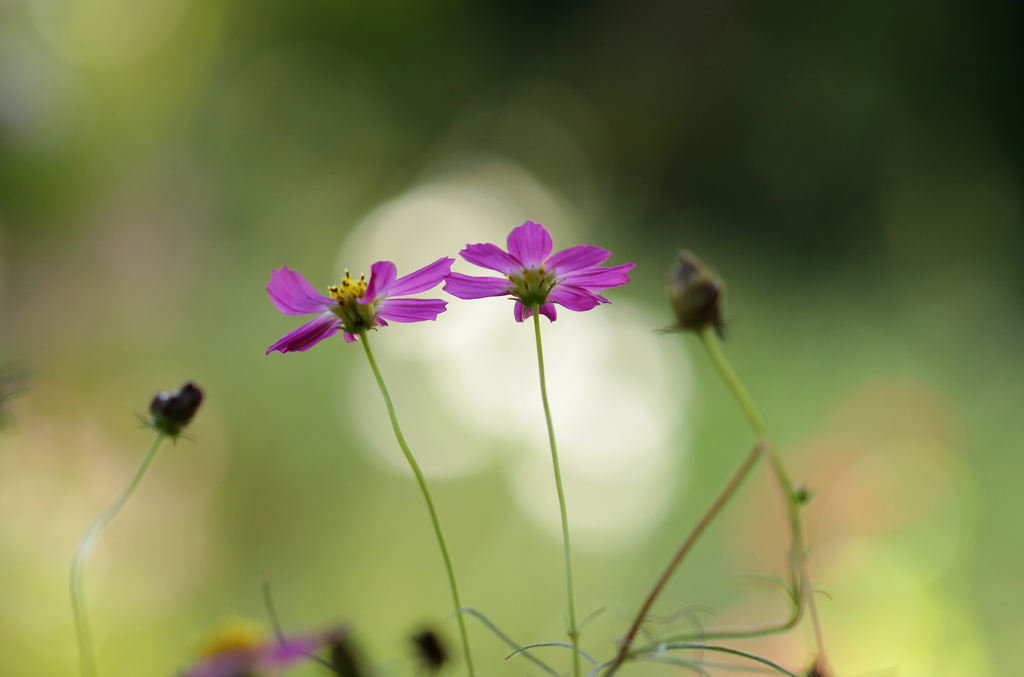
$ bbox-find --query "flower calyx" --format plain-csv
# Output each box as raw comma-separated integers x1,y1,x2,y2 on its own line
508,265,557,309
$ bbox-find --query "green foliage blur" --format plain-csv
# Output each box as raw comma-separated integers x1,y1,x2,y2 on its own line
1,1,1021,675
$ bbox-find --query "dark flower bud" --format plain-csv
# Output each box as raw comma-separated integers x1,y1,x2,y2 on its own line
666,250,726,338
327,628,365,677
148,381,204,437
806,658,832,677
793,484,814,506
411,629,448,673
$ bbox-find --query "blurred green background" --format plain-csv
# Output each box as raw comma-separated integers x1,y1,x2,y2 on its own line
1,1,1021,675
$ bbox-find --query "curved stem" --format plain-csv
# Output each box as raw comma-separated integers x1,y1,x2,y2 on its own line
69,433,165,677
698,328,826,661
531,310,581,677
456,608,561,677
360,332,475,677
651,643,800,677
604,440,767,676
507,642,598,665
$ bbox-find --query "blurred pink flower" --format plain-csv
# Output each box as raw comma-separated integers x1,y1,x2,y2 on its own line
180,625,326,677
444,221,634,322
266,258,453,353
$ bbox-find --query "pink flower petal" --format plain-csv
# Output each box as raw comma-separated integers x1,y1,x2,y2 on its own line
461,243,521,275
266,313,341,354
377,298,448,323
546,245,611,273
361,261,397,304
547,285,606,312
259,637,322,668
539,303,558,321
343,332,358,343
444,273,512,299
506,221,553,268
560,262,635,291
389,257,455,296
515,302,558,322
514,300,529,323
267,267,333,316
181,651,252,677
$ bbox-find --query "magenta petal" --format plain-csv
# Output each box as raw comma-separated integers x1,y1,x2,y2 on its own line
267,267,333,316
538,303,558,321
546,245,611,273
444,273,512,299
461,243,521,275
260,638,322,668
378,298,448,323
389,257,455,296
506,221,553,268
361,260,397,303
266,313,341,354
514,300,529,323
343,332,358,343
181,652,251,677
548,285,605,312
560,262,635,291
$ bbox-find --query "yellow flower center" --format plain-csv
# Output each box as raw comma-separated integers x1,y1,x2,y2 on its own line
328,270,368,301
198,619,264,658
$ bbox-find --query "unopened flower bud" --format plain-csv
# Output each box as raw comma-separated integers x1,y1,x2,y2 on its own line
327,628,365,677
411,629,448,673
666,250,726,337
793,484,814,506
806,658,832,677
148,381,204,437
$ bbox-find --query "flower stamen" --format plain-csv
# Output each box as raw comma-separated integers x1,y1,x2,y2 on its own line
328,270,368,301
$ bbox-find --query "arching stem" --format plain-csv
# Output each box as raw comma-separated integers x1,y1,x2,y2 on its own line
70,433,166,677
360,331,476,677
532,309,581,677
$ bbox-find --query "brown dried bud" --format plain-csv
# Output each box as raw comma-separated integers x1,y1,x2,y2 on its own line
148,381,204,437
666,250,726,337
411,628,448,672
806,658,833,677
327,628,365,677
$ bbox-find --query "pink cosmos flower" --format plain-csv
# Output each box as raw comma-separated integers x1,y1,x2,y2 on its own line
444,221,635,322
180,630,326,677
266,258,453,353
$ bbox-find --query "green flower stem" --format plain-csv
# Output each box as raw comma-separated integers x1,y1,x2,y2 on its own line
698,327,826,661
69,432,166,677
360,331,475,677
603,326,827,677
531,310,581,677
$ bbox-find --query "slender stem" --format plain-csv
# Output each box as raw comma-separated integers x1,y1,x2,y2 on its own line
532,310,581,677
651,643,801,677
360,331,475,677
698,328,826,661
604,440,767,676
69,433,166,677
456,608,562,677
262,571,286,643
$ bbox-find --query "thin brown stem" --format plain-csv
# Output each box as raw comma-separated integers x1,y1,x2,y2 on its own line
604,439,768,676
